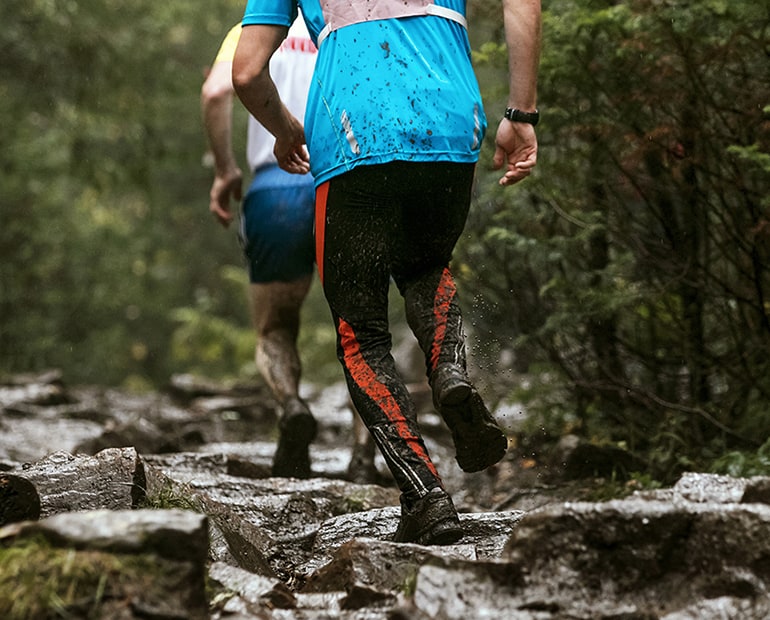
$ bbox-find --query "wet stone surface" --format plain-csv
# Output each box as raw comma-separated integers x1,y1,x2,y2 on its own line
3,371,770,618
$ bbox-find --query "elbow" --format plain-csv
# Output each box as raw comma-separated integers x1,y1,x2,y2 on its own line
201,82,231,107
231,70,248,101
232,59,266,100
201,62,235,106
231,68,250,101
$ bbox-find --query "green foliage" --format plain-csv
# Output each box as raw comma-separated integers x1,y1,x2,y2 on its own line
583,471,664,502
461,0,770,475
169,266,256,379
0,0,248,386
399,572,419,597
711,438,770,478
139,480,203,512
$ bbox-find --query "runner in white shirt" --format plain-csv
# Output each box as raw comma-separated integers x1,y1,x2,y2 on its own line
201,17,318,478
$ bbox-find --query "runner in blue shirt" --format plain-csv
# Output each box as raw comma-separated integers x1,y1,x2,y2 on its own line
233,0,541,545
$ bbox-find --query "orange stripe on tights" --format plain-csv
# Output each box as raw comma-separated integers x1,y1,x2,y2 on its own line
338,318,439,478
314,182,330,284
429,267,456,370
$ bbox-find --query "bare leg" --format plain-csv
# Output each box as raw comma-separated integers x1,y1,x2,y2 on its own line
251,277,311,402
250,276,316,478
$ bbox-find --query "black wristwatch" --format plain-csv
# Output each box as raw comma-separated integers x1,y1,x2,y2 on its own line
504,107,540,126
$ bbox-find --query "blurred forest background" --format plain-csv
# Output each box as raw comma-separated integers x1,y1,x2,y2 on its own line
1,0,768,482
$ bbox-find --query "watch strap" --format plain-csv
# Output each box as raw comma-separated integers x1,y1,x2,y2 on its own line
504,108,540,126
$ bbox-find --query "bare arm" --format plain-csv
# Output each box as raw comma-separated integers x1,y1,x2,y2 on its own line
232,24,310,175
201,60,242,227
493,0,542,186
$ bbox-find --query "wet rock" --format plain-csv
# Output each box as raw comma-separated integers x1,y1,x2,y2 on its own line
6,373,770,619
556,434,645,480
74,415,206,455
673,471,750,503
742,476,770,505
146,455,401,579
10,447,146,517
167,373,273,405
308,508,524,576
226,455,273,479
203,501,279,577
500,477,770,618
167,372,241,400
0,369,71,409
303,537,476,601
209,561,297,609
413,556,525,619
0,412,105,464
1,508,207,561
0,473,40,525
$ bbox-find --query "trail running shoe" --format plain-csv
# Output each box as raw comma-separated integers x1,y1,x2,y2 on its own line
272,397,317,479
439,389,508,473
392,487,464,546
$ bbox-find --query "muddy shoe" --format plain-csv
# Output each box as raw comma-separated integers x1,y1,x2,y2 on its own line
392,487,464,546
430,363,473,410
272,397,317,479
440,390,508,473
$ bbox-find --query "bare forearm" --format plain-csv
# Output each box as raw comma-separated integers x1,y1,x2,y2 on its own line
232,24,309,173
232,25,293,141
203,92,238,175
201,59,242,226
234,70,293,140
503,0,541,111
493,0,541,186
201,60,239,175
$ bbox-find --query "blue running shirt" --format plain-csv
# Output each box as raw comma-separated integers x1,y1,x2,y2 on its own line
241,0,487,186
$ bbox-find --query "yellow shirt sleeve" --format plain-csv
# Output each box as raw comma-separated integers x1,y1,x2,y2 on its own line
214,24,242,64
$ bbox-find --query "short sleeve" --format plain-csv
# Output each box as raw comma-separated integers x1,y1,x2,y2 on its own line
242,0,297,28
213,24,242,64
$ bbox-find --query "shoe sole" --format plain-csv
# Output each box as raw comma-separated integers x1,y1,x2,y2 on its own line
415,518,465,546
444,392,508,473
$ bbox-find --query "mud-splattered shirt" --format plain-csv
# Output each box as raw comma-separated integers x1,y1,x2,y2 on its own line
242,0,487,186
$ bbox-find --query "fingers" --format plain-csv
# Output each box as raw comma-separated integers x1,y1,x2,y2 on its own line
498,167,531,186
209,182,238,228
208,171,242,227
281,155,309,174
497,152,537,186
210,198,234,227
493,148,537,186
278,146,311,175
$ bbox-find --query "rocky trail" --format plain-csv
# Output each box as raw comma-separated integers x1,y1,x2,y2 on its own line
2,370,770,619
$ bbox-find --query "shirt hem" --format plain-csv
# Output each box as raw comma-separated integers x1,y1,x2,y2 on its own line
311,151,480,187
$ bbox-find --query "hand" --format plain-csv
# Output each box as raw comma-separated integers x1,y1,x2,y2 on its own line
492,119,538,186
275,143,311,175
274,113,310,175
209,167,243,227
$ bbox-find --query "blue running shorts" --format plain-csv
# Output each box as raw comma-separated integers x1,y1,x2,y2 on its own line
240,164,316,283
